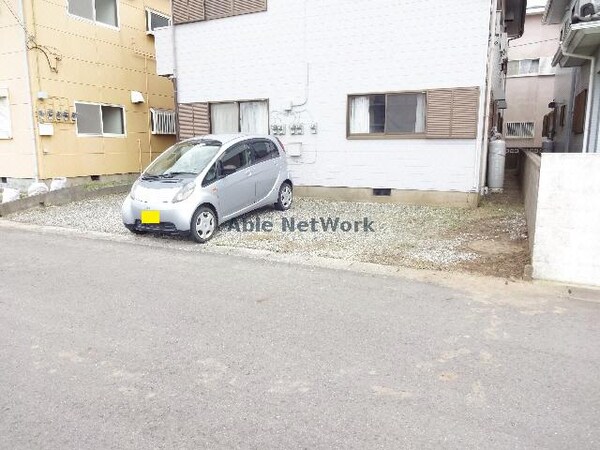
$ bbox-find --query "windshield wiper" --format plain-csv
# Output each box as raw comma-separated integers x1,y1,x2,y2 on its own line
161,171,197,178
141,174,160,181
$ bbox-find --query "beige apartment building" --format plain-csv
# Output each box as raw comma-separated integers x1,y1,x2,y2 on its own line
504,2,561,148
0,0,175,187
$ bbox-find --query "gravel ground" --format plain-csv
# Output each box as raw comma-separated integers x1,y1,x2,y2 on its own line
7,190,529,277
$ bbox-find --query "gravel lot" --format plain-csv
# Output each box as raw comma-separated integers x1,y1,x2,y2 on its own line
8,186,529,278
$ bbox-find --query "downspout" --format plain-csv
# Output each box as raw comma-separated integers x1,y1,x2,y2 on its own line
561,44,595,153
477,0,499,193
19,0,40,181
170,1,179,142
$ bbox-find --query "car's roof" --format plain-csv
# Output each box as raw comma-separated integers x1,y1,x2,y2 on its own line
184,133,274,145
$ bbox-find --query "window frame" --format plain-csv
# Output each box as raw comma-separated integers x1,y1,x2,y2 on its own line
218,142,254,176
346,90,427,139
506,58,543,78
249,138,281,165
0,88,12,140
208,99,269,134
145,8,171,35
67,0,120,30
74,101,126,138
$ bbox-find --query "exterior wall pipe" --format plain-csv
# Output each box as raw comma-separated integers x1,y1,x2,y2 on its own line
561,44,595,153
478,0,500,193
20,0,40,180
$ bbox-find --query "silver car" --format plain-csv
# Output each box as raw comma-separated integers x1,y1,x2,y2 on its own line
122,134,293,243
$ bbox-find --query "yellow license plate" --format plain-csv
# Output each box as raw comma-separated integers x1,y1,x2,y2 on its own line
141,210,160,224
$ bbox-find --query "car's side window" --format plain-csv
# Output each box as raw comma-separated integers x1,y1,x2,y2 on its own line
202,163,218,187
252,140,279,164
219,143,252,176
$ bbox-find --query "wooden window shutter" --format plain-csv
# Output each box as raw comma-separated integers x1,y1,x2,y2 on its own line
573,89,587,134
177,102,209,140
205,0,234,20
192,103,210,136
426,89,453,138
175,0,266,23
178,103,195,140
426,87,480,139
234,0,267,15
450,87,479,138
172,0,206,24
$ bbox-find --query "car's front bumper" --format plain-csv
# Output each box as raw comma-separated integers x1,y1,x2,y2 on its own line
121,196,196,232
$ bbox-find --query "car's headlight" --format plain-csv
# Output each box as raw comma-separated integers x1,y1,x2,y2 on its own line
130,180,140,200
172,181,196,203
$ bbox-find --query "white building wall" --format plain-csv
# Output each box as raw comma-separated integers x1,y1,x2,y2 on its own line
173,0,493,192
154,27,174,76
532,153,600,287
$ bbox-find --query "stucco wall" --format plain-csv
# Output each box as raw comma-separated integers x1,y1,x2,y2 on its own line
2,0,176,180
532,153,600,286
0,0,37,178
170,0,493,193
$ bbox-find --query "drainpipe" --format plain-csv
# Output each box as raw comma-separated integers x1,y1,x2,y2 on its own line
19,0,40,181
477,0,499,193
561,44,596,153
171,23,179,142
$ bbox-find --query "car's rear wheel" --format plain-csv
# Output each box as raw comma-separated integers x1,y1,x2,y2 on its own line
191,206,217,243
275,182,293,211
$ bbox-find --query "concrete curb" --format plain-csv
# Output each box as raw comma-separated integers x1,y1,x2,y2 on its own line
0,184,131,217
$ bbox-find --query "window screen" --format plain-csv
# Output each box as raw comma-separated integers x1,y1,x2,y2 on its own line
101,105,124,134
75,102,124,136
507,59,540,76
75,103,102,135
95,0,118,26
69,0,118,27
68,0,94,21
147,10,170,32
349,93,426,135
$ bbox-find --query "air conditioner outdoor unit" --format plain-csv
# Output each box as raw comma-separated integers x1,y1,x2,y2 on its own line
571,0,600,23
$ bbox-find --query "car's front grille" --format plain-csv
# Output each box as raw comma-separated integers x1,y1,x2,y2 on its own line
134,220,179,233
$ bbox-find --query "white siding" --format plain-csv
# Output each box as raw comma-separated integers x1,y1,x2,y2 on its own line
155,26,174,76
173,0,493,192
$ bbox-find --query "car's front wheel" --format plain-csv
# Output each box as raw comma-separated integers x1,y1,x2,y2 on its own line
190,206,217,243
275,182,293,211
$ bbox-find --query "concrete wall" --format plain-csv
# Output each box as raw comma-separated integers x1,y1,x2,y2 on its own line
1,0,176,181
169,0,494,194
504,13,560,147
0,0,37,178
518,150,541,254
525,153,600,287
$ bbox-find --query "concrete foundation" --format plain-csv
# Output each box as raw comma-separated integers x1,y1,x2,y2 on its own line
1,173,139,193
294,186,480,208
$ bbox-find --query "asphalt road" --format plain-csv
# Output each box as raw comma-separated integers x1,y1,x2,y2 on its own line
0,228,599,449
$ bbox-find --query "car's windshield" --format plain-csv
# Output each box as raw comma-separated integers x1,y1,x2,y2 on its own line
144,140,222,177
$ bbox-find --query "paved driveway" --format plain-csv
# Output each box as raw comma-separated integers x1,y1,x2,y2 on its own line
0,227,599,449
